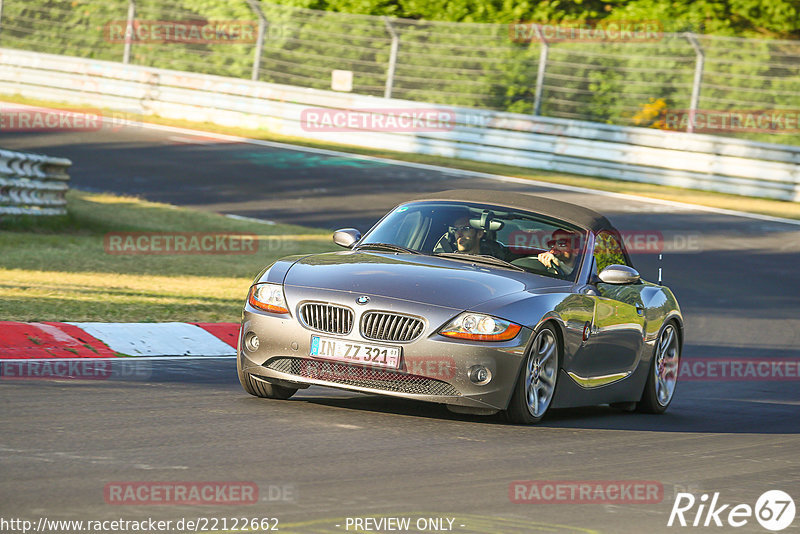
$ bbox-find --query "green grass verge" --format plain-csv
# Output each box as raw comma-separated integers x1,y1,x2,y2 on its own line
0,190,338,322
4,93,800,221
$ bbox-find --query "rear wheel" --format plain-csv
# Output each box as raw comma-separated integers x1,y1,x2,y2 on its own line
638,322,680,413
238,360,297,399
506,325,560,424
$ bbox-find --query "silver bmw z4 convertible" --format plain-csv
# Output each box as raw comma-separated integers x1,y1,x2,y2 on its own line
237,189,682,424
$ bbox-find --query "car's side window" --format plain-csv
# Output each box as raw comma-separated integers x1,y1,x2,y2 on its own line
593,231,629,272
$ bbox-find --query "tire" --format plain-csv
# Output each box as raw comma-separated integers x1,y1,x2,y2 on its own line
506,325,560,424
238,361,297,400
638,321,680,414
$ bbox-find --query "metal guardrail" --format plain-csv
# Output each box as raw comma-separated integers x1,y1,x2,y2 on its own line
0,147,71,216
1,0,798,143
0,48,797,202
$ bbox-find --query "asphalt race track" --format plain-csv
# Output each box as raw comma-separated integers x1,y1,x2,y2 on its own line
2,121,800,533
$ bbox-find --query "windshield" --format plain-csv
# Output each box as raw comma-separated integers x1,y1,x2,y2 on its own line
359,201,587,281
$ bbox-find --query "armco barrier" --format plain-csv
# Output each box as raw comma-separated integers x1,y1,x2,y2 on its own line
1,48,798,201
0,147,71,216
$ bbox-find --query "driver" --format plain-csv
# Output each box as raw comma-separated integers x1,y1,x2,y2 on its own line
537,229,580,277
451,216,483,254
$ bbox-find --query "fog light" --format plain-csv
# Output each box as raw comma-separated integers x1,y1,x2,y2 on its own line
244,332,260,352
468,365,492,385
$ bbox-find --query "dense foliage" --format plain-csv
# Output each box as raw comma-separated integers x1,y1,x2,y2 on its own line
274,0,800,38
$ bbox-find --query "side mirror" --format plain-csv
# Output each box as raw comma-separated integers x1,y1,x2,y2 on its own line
598,264,640,285
333,228,361,249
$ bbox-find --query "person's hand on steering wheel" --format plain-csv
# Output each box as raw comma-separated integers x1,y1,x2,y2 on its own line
537,251,564,275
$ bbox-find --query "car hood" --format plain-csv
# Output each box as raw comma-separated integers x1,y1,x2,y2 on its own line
283,251,568,310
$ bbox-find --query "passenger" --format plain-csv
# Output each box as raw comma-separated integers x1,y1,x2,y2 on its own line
447,215,509,260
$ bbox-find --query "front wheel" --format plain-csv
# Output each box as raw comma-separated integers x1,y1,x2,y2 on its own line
638,322,680,413
506,325,560,424
238,361,297,400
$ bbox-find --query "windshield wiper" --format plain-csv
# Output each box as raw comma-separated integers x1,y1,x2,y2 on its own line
435,253,525,272
355,242,422,255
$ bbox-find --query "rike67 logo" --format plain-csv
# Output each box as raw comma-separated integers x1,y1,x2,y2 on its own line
668,490,796,531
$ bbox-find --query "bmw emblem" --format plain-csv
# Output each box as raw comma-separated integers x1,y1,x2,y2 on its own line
356,296,370,305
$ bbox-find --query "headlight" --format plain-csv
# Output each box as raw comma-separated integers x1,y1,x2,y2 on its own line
248,283,289,314
439,313,521,341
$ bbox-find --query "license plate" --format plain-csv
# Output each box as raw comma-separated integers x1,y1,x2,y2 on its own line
309,336,401,369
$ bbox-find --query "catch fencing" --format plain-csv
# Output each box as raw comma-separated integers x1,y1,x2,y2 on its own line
0,148,72,216
0,1,798,145
0,48,797,201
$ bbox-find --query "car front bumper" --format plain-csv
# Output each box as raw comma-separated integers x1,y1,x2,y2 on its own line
239,289,533,411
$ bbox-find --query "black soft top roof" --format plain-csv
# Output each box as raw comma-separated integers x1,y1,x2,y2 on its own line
411,189,614,232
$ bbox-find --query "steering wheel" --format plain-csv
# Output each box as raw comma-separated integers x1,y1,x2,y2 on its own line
511,253,564,277
433,232,456,253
